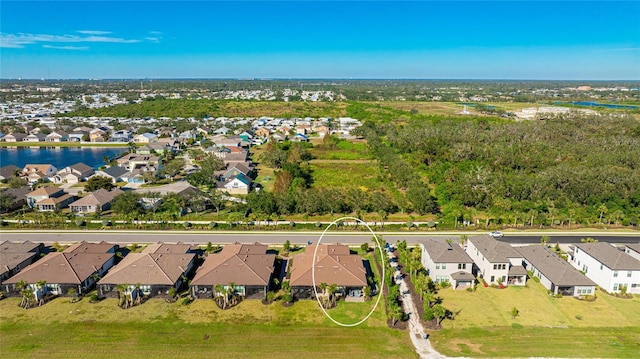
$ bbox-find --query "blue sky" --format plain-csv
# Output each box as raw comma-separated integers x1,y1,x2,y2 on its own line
1,1,639,79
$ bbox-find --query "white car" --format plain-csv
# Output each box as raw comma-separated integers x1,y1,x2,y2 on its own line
490,231,504,238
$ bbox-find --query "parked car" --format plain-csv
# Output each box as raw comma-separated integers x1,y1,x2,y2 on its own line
490,231,504,238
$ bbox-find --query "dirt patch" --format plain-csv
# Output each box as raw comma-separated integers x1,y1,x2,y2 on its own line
448,339,484,354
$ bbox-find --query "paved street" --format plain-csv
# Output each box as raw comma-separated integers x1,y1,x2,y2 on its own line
0,230,638,246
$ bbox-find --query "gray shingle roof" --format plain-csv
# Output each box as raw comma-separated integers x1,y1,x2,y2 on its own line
625,243,640,255
468,235,522,262
420,239,472,263
517,245,596,287
575,243,640,270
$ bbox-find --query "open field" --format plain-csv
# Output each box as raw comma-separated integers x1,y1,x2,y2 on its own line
310,140,369,160
429,280,640,357
310,161,385,190
0,297,414,359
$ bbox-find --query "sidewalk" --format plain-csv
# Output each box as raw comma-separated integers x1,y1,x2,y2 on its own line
389,251,451,359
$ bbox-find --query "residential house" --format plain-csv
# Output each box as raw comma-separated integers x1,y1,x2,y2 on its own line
254,127,271,138
219,173,251,195
45,130,68,142
2,133,27,142
0,186,31,213
219,162,252,181
420,239,474,289
569,242,640,294
3,241,117,297
0,164,21,181
465,235,527,286
212,136,242,148
89,129,106,143
213,126,230,135
133,132,158,144
0,241,44,284
110,130,132,143
68,130,87,142
26,186,65,208
518,245,597,297
290,243,368,300
137,142,171,155
22,133,46,142
23,164,57,178
51,162,95,184
116,154,161,171
191,242,275,299
291,133,309,142
98,243,196,299
624,243,640,261
93,166,128,183
69,188,124,213
35,193,75,212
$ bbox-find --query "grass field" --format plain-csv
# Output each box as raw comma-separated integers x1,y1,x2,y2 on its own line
310,161,385,190
0,297,414,359
310,140,369,161
429,280,640,357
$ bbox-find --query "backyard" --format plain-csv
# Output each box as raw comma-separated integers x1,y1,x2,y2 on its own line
429,280,640,357
0,297,414,358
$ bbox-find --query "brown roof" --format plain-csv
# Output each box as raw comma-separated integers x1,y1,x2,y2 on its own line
36,193,73,206
0,241,42,254
69,188,123,207
64,241,118,254
27,186,64,197
98,252,195,286
142,242,193,254
1,252,38,276
4,252,114,285
626,243,640,255
289,243,367,287
191,242,275,286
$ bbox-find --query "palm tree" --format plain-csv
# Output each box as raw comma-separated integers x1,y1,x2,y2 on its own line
390,304,404,326
35,280,47,306
432,304,448,326
327,283,339,308
214,284,225,309
20,286,34,309
424,290,437,308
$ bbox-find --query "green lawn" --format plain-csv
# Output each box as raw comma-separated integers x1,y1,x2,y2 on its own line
429,281,640,357
0,296,413,359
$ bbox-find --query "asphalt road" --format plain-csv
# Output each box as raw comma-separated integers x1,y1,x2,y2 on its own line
1,230,638,246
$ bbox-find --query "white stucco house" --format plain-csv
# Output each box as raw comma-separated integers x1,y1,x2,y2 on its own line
569,242,640,294
518,245,596,297
624,243,640,261
420,239,475,289
465,235,527,286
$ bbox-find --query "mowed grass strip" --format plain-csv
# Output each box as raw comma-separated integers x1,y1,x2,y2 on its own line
0,296,411,359
429,281,640,357
432,326,640,358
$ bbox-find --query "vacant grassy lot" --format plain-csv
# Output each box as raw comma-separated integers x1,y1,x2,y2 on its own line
429,281,640,357
311,140,369,161
310,162,385,190
0,297,414,359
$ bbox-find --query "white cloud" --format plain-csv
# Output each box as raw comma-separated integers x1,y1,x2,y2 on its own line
77,30,113,35
0,32,141,48
43,44,89,51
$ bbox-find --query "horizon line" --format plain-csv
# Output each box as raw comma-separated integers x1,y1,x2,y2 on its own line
2,77,640,82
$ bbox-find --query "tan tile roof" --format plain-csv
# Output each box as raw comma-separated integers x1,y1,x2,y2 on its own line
64,241,118,254
4,252,114,285
98,252,195,286
289,243,367,287
27,186,63,197
191,242,274,286
142,242,193,254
